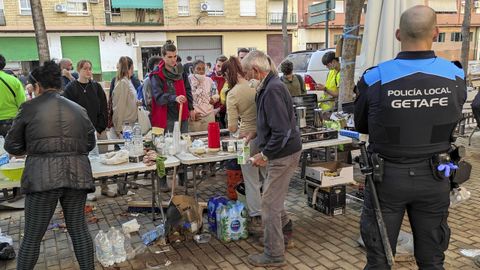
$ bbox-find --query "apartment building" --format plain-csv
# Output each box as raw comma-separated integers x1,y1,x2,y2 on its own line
0,0,166,80
0,0,298,81
297,0,480,61
164,0,298,66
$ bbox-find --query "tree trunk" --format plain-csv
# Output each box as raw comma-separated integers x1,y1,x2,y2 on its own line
30,0,49,64
337,0,364,111
282,0,289,57
461,0,472,77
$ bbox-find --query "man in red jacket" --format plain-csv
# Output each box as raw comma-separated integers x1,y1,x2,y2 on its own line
150,41,194,133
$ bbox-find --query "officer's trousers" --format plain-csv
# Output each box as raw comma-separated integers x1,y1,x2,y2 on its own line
360,160,451,270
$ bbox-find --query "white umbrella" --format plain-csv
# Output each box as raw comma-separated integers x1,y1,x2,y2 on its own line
359,0,424,73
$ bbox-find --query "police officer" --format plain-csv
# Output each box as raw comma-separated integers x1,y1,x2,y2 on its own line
354,5,466,270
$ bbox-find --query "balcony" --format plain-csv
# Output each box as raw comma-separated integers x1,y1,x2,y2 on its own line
268,12,297,24
105,8,164,26
0,9,5,26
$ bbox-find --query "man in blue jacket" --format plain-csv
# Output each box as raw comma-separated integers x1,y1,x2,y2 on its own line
242,50,302,267
355,5,466,269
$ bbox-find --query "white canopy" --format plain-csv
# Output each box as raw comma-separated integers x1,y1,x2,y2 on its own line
358,0,424,73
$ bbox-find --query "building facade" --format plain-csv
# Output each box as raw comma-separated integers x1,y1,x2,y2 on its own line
0,0,298,81
297,0,480,62
163,0,298,66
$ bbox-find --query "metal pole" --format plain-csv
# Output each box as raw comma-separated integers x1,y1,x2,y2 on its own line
325,11,329,48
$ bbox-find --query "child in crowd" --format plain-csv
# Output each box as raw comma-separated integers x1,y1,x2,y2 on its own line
188,60,219,132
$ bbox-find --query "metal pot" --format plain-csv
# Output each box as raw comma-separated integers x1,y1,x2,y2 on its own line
296,106,307,128
314,108,323,128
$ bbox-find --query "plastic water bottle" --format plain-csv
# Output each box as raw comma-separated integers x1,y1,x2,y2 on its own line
122,123,133,155
94,230,114,267
108,227,126,263
0,136,8,167
132,122,143,156
194,233,212,244
156,224,166,245
123,233,135,260
211,81,217,97
89,132,100,159
0,136,5,155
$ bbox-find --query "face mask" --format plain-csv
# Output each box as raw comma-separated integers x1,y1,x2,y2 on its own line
249,79,260,89
195,74,205,81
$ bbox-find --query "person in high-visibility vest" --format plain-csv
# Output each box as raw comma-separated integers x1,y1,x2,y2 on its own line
316,51,340,111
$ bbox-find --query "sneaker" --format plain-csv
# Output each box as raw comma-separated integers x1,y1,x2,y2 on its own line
248,216,263,236
247,253,286,267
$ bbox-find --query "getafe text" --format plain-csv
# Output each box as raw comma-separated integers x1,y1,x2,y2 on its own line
387,87,451,109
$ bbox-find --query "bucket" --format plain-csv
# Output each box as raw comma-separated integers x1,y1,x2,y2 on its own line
226,170,242,200
0,162,24,181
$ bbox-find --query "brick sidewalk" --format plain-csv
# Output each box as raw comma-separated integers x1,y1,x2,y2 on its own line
1,135,479,270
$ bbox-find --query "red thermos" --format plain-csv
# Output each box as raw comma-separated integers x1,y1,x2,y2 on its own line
207,122,221,149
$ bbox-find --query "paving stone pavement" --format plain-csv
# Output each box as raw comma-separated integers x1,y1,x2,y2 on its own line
1,134,480,270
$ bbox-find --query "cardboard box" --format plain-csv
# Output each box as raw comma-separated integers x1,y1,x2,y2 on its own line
305,161,354,187
306,184,346,216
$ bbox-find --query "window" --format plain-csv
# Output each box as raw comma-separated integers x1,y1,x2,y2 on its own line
450,32,474,42
363,3,367,13
430,0,457,13
66,0,88,16
435,32,446,42
178,0,189,16
111,7,120,16
451,32,462,42
0,0,5,26
240,0,256,16
334,1,344,13
19,0,31,15
208,0,224,16
306,43,324,51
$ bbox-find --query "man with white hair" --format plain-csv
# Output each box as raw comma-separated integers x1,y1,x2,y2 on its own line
242,50,302,267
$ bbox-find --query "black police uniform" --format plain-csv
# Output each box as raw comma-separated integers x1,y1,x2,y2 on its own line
354,51,466,270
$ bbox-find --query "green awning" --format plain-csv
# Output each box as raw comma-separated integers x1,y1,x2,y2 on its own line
111,0,163,9
0,37,39,61
61,36,102,74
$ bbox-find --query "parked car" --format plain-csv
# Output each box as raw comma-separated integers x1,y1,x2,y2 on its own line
280,48,363,92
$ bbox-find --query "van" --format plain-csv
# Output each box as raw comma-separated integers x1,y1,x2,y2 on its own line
281,49,363,93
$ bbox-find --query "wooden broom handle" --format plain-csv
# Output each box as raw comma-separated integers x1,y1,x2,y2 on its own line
178,102,183,123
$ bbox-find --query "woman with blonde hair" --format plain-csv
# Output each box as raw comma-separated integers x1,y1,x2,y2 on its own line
221,56,264,235
112,56,139,137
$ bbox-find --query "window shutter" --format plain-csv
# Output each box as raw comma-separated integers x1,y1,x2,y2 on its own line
240,0,256,16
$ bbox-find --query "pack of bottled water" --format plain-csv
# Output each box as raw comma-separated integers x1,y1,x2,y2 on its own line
95,227,129,266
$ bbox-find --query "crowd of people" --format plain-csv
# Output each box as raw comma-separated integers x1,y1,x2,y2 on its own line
0,4,478,269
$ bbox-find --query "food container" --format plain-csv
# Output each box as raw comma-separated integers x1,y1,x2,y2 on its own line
0,162,25,181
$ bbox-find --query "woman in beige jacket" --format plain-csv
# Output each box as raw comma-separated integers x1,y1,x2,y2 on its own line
112,56,139,137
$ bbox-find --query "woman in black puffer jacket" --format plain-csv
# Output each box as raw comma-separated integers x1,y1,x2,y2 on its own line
5,61,95,270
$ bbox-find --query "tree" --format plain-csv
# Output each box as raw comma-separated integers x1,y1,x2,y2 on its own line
30,0,50,64
461,0,472,77
337,0,364,111
282,0,289,57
